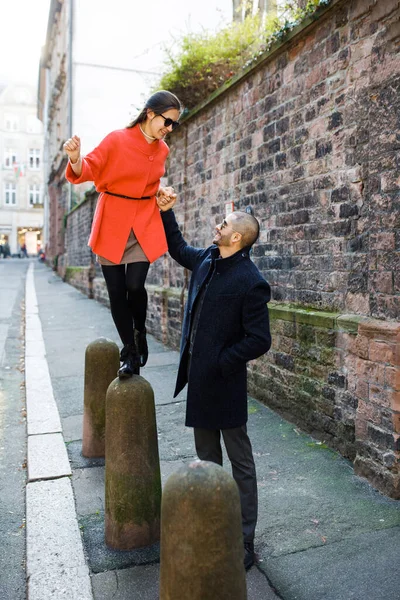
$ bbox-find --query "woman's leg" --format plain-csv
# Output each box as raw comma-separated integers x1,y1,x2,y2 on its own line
125,262,150,332
126,262,150,367
101,264,135,346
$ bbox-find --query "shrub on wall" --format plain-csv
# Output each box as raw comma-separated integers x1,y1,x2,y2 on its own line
157,0,331,110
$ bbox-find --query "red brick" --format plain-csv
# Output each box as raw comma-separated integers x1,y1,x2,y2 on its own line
355,379,369,400
369,341,396,365
369,272,394,295
345,293,370,314
381,172,400,192
359,320,400,341
371,0,399,20
389,390,400,411
357,399,380,424
288,40,306,61
355,417,368,440
393,412,400,434
349,0,374,20
350,335,369,359
385,367,400,392
370,233,396,251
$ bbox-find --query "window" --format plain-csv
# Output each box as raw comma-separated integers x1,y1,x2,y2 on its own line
4,183,17,205
29,184,42,205
5,114,19,131
4,149,17,168
28,149,40,170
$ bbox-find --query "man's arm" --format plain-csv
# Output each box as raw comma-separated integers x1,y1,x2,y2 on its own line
159,209,208,271
219,282,271,377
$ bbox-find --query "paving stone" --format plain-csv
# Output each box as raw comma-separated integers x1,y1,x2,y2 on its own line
26,478,92,599
28,433,71,481
25,356,61,435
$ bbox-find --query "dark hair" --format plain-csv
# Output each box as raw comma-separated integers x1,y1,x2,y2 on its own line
127,90,181,128
231,211,260,248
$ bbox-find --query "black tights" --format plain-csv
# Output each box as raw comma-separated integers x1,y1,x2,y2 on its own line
101,262,150,346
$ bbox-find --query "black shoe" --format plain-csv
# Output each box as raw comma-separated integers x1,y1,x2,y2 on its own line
134,328,148,367
118,344,139,378
244,542,255,571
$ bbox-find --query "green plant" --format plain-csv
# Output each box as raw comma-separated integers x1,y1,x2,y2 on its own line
157,0,331,110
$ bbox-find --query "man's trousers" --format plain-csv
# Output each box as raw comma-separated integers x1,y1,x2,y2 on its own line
193,425,257,543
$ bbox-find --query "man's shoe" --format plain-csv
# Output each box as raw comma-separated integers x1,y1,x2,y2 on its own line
118,344,139,378
134,328,148,367
244,542,255,571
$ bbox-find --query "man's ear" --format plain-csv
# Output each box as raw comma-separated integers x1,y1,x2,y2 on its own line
232,232,242,244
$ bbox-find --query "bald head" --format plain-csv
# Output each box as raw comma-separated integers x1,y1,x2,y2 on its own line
229,211,260,249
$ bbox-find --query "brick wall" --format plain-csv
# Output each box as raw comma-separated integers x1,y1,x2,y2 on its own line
58,0,400,497
65,189,96,267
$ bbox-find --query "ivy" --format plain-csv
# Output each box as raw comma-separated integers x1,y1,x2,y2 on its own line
156,0,332,110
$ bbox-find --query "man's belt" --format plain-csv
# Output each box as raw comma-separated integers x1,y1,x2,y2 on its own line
104,191,152,200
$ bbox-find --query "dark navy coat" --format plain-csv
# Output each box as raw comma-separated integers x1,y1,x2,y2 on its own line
161,209,271,430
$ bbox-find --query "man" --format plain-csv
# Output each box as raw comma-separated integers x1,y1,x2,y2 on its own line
157,196,271,570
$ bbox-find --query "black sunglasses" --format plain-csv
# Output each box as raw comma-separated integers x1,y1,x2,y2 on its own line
158,113,180,130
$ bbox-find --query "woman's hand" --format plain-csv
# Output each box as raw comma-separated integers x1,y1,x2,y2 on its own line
158,186,176,200
63,135,81,164
157,189,177,212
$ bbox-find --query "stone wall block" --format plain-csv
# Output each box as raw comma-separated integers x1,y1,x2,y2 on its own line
393,412,400,434
369,340,396,364
359,320,400,341
385,367,400,391
349,0,375,20
355,379,369,401
371,0,400,21
350,334,369,359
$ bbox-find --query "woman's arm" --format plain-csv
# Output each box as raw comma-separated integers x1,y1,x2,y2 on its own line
63,135,82,177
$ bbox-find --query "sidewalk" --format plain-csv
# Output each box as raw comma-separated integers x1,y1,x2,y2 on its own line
25,262,400,599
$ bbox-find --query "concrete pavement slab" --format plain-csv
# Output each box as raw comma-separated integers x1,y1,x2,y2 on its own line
266,526,400,600
72,467,105,515
25,337,46,358
91,564,160,600
144,350,180,368
26,477,92,599
28,566,93,600
62,414,84,442
245,398,400,560
25,356,61,435
27,433,71,481
79,512,160,573
51,375,84,417
0,323,9,363
66,440,105,469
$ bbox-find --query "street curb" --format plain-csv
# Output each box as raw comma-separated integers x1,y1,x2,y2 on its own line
25,263,93,599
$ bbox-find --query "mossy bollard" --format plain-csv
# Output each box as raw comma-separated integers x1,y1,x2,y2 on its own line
82,337,120,457
105,375,161,549
160,461,247,600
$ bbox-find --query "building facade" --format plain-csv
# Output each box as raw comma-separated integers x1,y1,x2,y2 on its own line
37,0,159,265
0,83,44,256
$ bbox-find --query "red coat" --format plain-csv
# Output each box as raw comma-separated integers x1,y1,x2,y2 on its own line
65,125,169,263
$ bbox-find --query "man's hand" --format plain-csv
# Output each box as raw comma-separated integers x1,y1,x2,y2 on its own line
157,187,177,212
63,135,81,164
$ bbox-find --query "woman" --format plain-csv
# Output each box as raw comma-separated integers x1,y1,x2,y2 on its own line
63,90,181,378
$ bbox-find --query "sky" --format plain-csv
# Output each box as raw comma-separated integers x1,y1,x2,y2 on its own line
0,0,233,87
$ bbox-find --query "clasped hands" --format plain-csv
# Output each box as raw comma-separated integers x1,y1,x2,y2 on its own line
157,187,177,212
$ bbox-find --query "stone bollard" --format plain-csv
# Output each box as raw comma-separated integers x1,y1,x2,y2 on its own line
105,376,161,550
82,337,120,457
160,461,247,600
